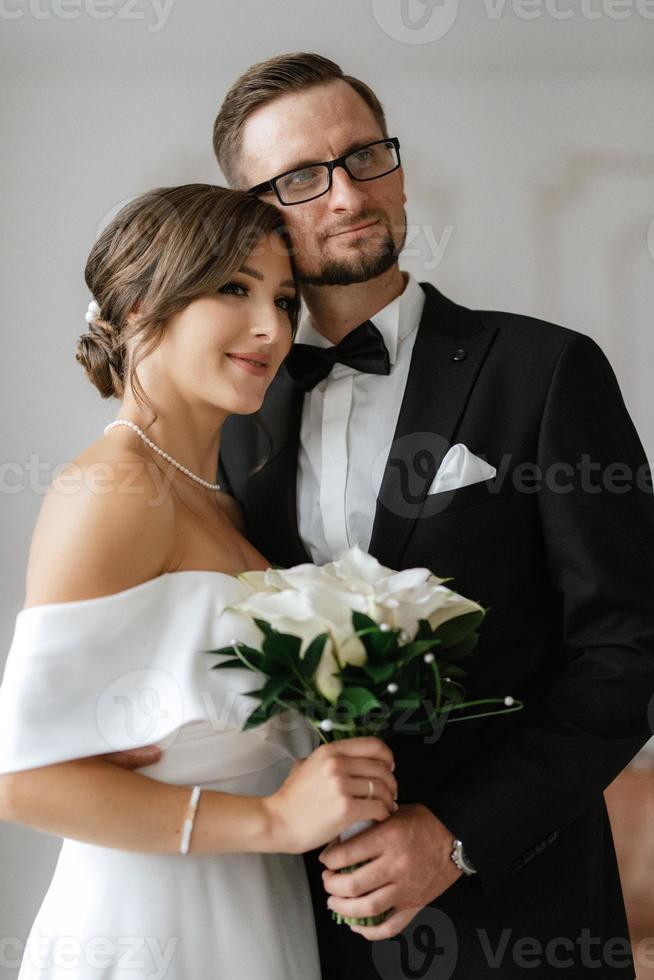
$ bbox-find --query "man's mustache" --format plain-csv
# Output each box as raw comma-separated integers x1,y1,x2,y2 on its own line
322,213,387,239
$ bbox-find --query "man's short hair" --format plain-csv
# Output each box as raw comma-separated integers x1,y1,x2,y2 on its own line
213,51,388,188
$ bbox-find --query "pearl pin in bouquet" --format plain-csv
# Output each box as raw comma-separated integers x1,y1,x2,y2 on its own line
206,546,523,927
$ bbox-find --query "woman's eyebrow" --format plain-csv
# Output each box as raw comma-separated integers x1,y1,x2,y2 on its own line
238,265,296,289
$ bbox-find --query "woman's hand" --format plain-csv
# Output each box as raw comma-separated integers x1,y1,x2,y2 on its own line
262,736,398,854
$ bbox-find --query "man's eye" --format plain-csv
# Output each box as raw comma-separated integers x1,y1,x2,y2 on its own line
287,168,321,187
218,282,248,296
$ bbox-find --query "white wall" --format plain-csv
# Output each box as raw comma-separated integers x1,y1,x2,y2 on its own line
1,1,653,973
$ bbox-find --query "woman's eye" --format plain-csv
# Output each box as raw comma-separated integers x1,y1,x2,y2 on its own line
276,296,296,313
218,281,248,296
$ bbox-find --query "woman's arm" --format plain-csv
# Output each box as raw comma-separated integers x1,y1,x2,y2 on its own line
0,738,397,856
0,757,273,854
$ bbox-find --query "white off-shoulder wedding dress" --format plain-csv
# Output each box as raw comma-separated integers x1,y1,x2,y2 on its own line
0,570,322,979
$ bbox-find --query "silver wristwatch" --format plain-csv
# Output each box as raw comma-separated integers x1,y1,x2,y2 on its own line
450,838,477,875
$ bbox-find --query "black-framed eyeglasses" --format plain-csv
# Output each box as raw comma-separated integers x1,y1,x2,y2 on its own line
247,137,401,207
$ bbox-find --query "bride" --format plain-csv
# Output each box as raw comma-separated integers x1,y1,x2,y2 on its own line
0,183,397,979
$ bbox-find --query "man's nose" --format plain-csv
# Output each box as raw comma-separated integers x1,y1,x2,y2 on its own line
327,165,368,212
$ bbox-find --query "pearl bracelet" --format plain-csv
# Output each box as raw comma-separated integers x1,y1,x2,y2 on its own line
179,785,202,855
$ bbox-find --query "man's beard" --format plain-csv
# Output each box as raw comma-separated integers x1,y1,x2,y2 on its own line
296,221,406,287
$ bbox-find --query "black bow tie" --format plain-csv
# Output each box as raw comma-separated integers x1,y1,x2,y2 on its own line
284,319,391,392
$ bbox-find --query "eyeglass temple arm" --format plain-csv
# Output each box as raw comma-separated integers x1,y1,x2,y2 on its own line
247,180,274,195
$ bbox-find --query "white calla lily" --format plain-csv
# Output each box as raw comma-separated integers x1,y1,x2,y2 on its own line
227,545,482,702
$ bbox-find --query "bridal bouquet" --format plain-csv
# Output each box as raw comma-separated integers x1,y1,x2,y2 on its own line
207,545,522,927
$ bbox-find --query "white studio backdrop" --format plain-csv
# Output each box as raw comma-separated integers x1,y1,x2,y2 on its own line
1,1,653,973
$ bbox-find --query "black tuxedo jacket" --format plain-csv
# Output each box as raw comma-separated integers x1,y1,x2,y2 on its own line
218,282,654,978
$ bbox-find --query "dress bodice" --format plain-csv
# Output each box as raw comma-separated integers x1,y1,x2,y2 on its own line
0,570,319,780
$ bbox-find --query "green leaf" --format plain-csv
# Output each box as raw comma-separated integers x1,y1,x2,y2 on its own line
210,658,249,671
205,646,237,657
372,631,399,660
432,611,485,649
254,618,275,638
243,702,271,730
338,686,381,718
258,673,293,709
351,611,399,661
441,682,465,704
207,644,265,672
398,638,442,667
263,631,302,661
438,634,479,664
352,611,378,633
415,619,434,641
363,661,396,684
338,664,370,685
258,632,300,675
301,633,328,680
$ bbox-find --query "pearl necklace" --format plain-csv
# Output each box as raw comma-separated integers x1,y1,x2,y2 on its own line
103,420,221,492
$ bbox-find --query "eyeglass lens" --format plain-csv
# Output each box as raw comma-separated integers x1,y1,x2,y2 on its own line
276,140,399,204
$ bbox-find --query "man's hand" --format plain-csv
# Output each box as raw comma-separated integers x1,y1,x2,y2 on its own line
319,803,463,941
98,745,163,768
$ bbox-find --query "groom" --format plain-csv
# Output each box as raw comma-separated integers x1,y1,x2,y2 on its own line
212,54,654,978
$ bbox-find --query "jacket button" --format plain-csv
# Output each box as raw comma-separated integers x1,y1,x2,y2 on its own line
452,348,467,361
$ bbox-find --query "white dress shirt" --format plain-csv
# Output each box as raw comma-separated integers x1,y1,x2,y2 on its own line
296,272,426,565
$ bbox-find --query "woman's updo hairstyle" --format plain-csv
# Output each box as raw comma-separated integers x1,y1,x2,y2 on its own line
76,183,297,416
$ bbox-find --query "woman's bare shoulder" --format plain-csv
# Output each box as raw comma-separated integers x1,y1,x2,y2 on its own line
23,441,176,608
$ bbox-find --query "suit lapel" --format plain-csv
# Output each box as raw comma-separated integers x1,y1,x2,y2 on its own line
368,282,499,569
245,370,313,567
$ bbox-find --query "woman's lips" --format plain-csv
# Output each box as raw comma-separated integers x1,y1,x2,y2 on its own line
226,354,268,377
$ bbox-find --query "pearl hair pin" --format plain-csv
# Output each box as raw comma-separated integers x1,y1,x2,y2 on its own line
86,299,101,323
104,419,222,492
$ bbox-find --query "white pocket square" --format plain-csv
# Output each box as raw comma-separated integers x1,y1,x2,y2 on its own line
427,443,497,495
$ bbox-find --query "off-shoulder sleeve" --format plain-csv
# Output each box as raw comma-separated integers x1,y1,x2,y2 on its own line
0,571,298,774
